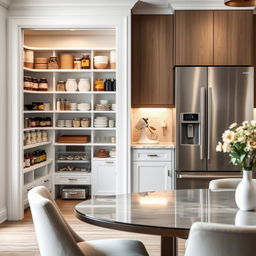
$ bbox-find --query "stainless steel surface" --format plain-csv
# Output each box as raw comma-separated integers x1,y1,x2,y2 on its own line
176,67,207,171
175,171,242,189
207,87,212,161
200,87,206,160
62,188,87,199
175,67,254,173
75,189,256,231
208,67,254,171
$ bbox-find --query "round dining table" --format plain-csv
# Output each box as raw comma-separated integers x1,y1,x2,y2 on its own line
75,189,256,256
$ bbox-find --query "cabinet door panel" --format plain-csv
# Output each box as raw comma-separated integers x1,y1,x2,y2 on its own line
132,15,174,107
214,11,253,65
175,11,214,65
133,162,172,192
92,161,116,195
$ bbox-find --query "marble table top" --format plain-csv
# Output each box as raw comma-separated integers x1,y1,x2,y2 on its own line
75,189,256,232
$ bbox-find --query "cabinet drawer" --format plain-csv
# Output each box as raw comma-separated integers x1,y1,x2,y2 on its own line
55,175,91,185
132,149,172,162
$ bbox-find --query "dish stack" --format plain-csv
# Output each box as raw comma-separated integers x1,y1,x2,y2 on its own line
94,56,109,69
77,103,90,111
94,117,108,128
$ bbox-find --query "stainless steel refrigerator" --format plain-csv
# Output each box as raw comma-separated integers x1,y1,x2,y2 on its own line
175,67,254,189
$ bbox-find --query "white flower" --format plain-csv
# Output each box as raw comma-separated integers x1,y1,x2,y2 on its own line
251,120,256,126
229,122,237,129
222,130,235,143
216,142,222,152
222,143,231,153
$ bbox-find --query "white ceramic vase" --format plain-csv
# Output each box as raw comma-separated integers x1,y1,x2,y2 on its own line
235,170,256,211
78,78,90,92
65,78,77,91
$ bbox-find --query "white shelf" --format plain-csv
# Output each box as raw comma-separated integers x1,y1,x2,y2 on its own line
24,111,54,114
93,143,116,146
23,159,53,173
23,45,116,51
24,67,116,73
55,111,92,114
54,143,92,146
56,160,90,163
93,111,116,113
55,127,92,130
24,141,52,150
24,90,54,94
93,127,116,130
24,174,52,188
24,127,54,131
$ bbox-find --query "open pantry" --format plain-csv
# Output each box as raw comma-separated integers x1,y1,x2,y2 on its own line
22,29,118,208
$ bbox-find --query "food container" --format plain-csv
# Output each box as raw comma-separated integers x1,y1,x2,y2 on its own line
95,149,109,158
72,118,81,127
78,78,90,91
34,63,48,69
61,187,88,200
94,56,109,69
110,50,116,69
39,78,48,91
74,58,81,69
81,118,90,127
34,57,48,64
56,81,66,91
24,50,34,68
57,135,90,143
48,56,59,69
60,54,74,69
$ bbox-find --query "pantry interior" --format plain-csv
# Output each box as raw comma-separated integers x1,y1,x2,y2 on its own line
22,29,120,212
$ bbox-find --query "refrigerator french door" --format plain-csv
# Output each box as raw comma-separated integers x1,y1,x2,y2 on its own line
175,67,254,189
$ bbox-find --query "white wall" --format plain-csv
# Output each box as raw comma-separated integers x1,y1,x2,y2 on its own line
0,5,7,223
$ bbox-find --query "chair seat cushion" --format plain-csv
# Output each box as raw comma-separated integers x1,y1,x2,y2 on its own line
78,239,149,256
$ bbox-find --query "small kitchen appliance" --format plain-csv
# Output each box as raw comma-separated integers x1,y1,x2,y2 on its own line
135,118,158,144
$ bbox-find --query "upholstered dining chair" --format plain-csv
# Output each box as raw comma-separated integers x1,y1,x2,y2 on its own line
28,186,149,256
185,222,256,256
209,178,242,190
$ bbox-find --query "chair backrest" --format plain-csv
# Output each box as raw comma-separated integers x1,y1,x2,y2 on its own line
209,178,241,190
185,222,256,256
28,186,84,256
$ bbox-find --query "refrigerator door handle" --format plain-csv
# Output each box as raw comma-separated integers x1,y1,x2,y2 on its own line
200,87,206,160
208,87,212,160
177,174,242,179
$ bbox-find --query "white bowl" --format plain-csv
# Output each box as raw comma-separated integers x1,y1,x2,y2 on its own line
94,56,108,62
95,116,108,119
100,100,108,105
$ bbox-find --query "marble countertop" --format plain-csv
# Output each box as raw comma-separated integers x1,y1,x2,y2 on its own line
131,141,175,149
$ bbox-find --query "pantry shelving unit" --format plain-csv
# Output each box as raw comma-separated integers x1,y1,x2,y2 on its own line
22,29,118,209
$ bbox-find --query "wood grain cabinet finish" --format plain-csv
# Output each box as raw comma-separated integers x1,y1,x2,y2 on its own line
175,11,214,65
214,11,253,65
132,15,174,107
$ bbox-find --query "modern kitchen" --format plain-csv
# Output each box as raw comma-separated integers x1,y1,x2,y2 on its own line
1,0,256,256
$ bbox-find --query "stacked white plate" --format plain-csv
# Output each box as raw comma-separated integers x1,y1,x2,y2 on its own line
78,103,90,111
94,116,108,128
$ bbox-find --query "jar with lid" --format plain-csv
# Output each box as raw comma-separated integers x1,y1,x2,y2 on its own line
39,118,46,127
74,58,81,69
48,56,58,69
56,81,65,91
81,118,89,127
66,99,71,111
45,117,52,127
36,130,42,143
32,78,39,91
42,131,48,142
31,130,37,144
81,54,90,69
72,118,81,127
24,153,31,168
30,118,36,127
24,76,32,90
39,78,48,91
94,79,105,91
24,118,31,128
25,131,31,145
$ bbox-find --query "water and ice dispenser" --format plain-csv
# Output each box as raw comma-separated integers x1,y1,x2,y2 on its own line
180,113,200,145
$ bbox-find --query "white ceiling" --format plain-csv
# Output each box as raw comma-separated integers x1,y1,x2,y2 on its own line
1,0,254,10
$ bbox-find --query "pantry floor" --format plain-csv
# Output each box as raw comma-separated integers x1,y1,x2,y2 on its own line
0,199,185,256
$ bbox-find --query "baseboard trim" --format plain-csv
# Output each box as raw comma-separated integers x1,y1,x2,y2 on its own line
0,207,7,223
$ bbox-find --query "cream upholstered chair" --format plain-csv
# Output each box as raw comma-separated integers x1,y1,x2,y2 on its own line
185,222,256,256
209,178,242,190
28,186,149,256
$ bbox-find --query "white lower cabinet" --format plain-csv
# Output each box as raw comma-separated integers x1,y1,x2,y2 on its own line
132,148,174,192
92,160,116,196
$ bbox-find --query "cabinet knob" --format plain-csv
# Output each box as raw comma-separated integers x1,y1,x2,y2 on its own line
68,178,78,181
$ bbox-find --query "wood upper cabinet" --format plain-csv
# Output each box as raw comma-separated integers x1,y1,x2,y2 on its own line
175,11,214,65
132,15,174,107
214,11,253,65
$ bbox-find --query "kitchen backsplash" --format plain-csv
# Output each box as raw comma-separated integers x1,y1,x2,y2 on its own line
131,108,176,143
